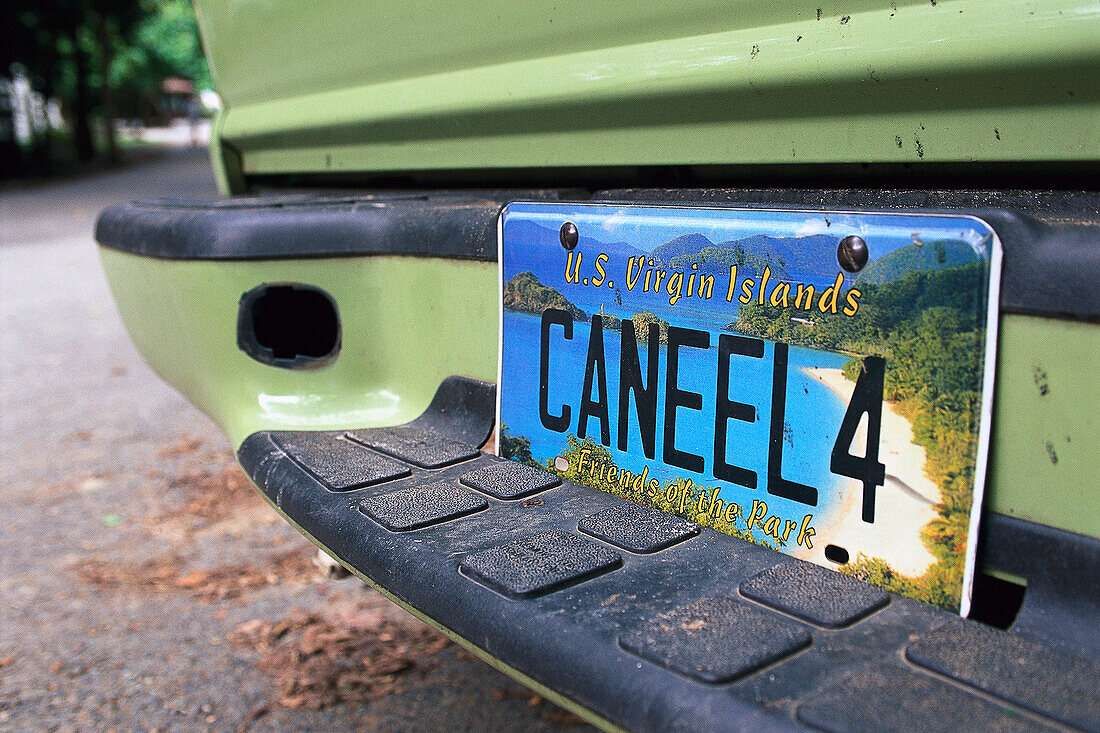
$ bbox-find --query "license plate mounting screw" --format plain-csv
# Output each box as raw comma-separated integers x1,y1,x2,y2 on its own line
560,221,579,250
837,235,869,272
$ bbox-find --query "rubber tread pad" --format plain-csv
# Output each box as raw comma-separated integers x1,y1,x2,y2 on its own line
619,596,811,683
461,530,621,598
271,432,410,490
797,665,1055,732
740,562,890,628
460,461,561,500
359,481,489,531
578,502,700,553
906,620,1100,731
347,425,479,469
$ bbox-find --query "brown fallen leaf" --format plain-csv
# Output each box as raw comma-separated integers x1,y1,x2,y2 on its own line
156,436,205,458
73,548,318,602
174,570,209,589
152,456,259,527
237,704,269,733
541,709,590,726
229,601,450,710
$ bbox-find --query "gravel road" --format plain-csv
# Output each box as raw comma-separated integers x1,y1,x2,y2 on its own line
0,150,594,732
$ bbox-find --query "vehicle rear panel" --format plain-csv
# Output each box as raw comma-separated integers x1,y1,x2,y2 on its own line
196,0,1100,193
96,2,1100,730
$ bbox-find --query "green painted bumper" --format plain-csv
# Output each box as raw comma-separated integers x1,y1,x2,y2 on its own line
98,246,1098,540
99,248,498,447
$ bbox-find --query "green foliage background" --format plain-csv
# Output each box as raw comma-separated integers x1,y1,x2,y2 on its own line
3,0,211,165
113,0,213,111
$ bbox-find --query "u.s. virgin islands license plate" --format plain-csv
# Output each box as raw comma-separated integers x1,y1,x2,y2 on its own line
496,202,1000,615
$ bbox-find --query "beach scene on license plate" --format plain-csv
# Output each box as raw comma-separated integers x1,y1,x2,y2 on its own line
497,203,998,614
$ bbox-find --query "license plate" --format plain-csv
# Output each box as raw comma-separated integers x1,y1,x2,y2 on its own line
497,202,999,615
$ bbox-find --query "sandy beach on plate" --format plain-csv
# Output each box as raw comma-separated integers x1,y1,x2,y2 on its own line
793,366,941,578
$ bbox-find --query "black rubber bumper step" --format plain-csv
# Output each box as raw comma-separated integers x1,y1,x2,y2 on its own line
346,425,480,469
269,431,410,490
618,597,812,684
462,530,623,599
358,481,489,531
578,502,699,554
238,378,1100,733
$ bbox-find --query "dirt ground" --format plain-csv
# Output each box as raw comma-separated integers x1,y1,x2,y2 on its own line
0,149,594,732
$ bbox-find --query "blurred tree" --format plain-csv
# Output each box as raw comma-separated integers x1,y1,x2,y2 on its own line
1,0,210,165
112,0,212,121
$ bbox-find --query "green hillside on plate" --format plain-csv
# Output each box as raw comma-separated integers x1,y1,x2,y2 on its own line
503,271,587,321
857,239,979,285
668,245,775,276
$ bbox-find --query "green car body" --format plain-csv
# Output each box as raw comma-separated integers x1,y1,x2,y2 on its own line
97,0,1099,727
196,0,1099,187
